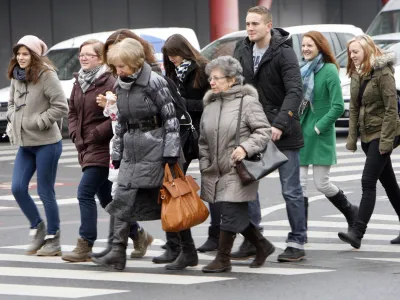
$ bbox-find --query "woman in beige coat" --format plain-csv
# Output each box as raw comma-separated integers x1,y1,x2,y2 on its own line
200,56,274,273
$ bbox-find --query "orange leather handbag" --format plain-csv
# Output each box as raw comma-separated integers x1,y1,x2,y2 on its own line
159,164,209,232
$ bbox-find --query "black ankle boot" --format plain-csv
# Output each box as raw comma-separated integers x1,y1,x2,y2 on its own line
152,232,180,264
91,216,114,258
338,220,367,249
390,232,400,244
165,229,198,270
327,190,358,231
92,218,129,270
231,238,256,260
241,225,275,268
197,226,219,253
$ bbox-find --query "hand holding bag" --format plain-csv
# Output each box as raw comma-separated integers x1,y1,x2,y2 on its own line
159,164,209,232
235,97,289,185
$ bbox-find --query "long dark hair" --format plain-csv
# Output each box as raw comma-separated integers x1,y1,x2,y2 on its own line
7,45,55,83
103,29,157,74
162,34,208,88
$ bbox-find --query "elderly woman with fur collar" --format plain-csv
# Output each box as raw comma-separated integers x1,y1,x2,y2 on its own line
199,56,274,273
338,35,400,248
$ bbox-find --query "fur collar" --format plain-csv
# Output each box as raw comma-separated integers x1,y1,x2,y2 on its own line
373,52,396,70
203,84,258,106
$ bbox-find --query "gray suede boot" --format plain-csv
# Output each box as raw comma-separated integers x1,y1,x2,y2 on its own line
36,231,62,256
25,221,46,255
91,216,115,258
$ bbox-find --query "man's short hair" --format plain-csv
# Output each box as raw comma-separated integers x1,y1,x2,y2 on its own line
247,6,272,23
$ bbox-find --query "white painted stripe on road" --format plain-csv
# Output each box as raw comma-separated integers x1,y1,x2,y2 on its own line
34,198,79,206
272,242,400,253
0,195,39,200
0,283,128,298
324,214,399,222
96,238,165,246
0,267,234,285
356,257,400,263
0,254,334,276
0,151,77,161
260,220,400,230
261,229,397,241
64,164,81,168
0,206,15,211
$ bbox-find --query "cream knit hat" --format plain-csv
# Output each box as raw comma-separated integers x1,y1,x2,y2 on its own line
14,35,48,56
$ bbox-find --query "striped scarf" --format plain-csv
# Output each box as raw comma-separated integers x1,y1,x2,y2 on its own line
175,59,192,82
78,65,101,93
299,53,324,115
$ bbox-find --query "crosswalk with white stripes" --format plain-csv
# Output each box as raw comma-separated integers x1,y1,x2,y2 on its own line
2,141,400,297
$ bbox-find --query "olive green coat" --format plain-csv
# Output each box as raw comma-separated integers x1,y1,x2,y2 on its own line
347,52,400,152
300,63,344,166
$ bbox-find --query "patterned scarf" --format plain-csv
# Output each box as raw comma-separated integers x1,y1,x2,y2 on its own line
117,68,142,90
78,65,101,93
299,53,324,115
13,66,26,81
175,59,192,82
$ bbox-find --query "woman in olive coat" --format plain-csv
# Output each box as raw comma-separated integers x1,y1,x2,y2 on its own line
299,31,358,236
338,34,400,248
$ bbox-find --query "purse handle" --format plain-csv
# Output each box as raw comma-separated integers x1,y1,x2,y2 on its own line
164,163,186,183
235,96,244,148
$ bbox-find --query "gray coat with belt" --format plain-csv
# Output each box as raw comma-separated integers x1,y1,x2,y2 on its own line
106,62,180,221
199,84,271,203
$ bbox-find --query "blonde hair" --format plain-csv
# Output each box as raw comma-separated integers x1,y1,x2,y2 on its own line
346,34,383,76
106,38,145,74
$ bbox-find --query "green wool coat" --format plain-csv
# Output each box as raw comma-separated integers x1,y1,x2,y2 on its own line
300,63,344,166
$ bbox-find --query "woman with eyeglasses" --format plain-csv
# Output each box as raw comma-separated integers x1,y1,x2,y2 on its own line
338,35,400,248
61,39,116,263
7,35,68,256
200,56,274,273
150,34,210,270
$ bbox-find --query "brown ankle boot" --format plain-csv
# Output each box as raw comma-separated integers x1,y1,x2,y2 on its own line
61,238,92,262
202,230,235,273
241,225,275,268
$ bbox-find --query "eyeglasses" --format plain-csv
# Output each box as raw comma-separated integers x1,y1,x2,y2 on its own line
208,75,227,83
78,53,98,59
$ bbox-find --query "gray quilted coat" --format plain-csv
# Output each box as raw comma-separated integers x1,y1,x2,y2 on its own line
199,84,271,203
106,62,180,221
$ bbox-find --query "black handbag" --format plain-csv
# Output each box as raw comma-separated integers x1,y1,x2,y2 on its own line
235,97,288,186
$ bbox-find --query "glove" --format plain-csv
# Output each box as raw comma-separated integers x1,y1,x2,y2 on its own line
162,157,178,166
112,160,121,170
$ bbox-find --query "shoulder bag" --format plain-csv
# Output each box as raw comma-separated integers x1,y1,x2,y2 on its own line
235,97,288,186
159,164,209,232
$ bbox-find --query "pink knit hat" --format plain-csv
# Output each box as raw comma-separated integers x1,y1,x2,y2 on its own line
14,35,48,56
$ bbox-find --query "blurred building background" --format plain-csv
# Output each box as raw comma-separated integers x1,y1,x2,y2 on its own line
0,0,385,87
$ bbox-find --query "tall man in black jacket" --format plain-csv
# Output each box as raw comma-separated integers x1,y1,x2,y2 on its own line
233,5,306,262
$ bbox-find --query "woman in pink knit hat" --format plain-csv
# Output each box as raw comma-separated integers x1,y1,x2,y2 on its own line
6,35,68,256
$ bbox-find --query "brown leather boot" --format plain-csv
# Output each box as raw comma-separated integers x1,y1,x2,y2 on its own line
61,238,92,262
202,230,236,273
241,225,275,268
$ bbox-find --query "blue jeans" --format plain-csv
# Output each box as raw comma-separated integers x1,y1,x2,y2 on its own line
12,141,62,235
78,166,113,245
248,149,306,248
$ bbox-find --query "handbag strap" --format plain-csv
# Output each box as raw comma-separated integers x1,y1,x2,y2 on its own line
235,96,244,147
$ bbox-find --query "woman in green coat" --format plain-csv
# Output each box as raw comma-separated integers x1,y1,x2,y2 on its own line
299,31,358,234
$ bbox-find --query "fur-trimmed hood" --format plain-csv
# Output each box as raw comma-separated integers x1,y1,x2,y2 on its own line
203,83,258,106
373,52,397,70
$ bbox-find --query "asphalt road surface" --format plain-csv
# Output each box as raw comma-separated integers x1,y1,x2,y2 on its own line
1,132,400,300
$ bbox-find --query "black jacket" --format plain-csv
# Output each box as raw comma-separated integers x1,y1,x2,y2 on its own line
234,28,304,150
176,62,209,132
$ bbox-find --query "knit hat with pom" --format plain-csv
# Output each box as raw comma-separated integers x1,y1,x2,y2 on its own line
13,35,48,56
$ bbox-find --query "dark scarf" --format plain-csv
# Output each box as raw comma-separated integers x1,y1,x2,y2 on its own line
13,66,26,81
